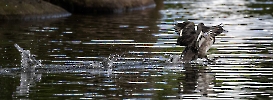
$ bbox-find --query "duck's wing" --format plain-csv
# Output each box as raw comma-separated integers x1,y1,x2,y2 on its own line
210,24,227,36
196,23,226,47
196,23,204,42
174,21,192,36
196,23,208,48
176,22,196,46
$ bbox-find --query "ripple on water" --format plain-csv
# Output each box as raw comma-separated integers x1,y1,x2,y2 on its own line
1,0,273,99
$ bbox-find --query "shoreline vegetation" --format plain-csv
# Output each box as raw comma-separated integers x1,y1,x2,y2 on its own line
0,0,155,20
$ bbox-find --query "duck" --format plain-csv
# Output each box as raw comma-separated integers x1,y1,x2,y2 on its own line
175,21,226,62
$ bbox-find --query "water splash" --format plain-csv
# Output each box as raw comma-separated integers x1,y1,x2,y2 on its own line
13,44,42,97
14,44,42,71
166,54,182,63
102,54,121,68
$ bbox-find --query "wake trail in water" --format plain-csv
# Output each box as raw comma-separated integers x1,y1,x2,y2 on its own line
0,44,190,76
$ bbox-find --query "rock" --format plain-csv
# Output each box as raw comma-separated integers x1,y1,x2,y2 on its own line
0,0,70,20
44,0,156,13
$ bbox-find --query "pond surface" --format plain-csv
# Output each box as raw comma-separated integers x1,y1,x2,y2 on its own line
0,0,273,99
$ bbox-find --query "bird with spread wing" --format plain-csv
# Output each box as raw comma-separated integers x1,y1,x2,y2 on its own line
174,21,227,62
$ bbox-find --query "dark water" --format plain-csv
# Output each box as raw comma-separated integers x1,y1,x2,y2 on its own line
0,0,273,99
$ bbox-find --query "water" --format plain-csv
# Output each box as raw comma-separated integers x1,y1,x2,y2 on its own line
0,0,273,99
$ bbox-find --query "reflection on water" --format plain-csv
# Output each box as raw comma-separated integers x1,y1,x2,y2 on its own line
0,0,273,99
